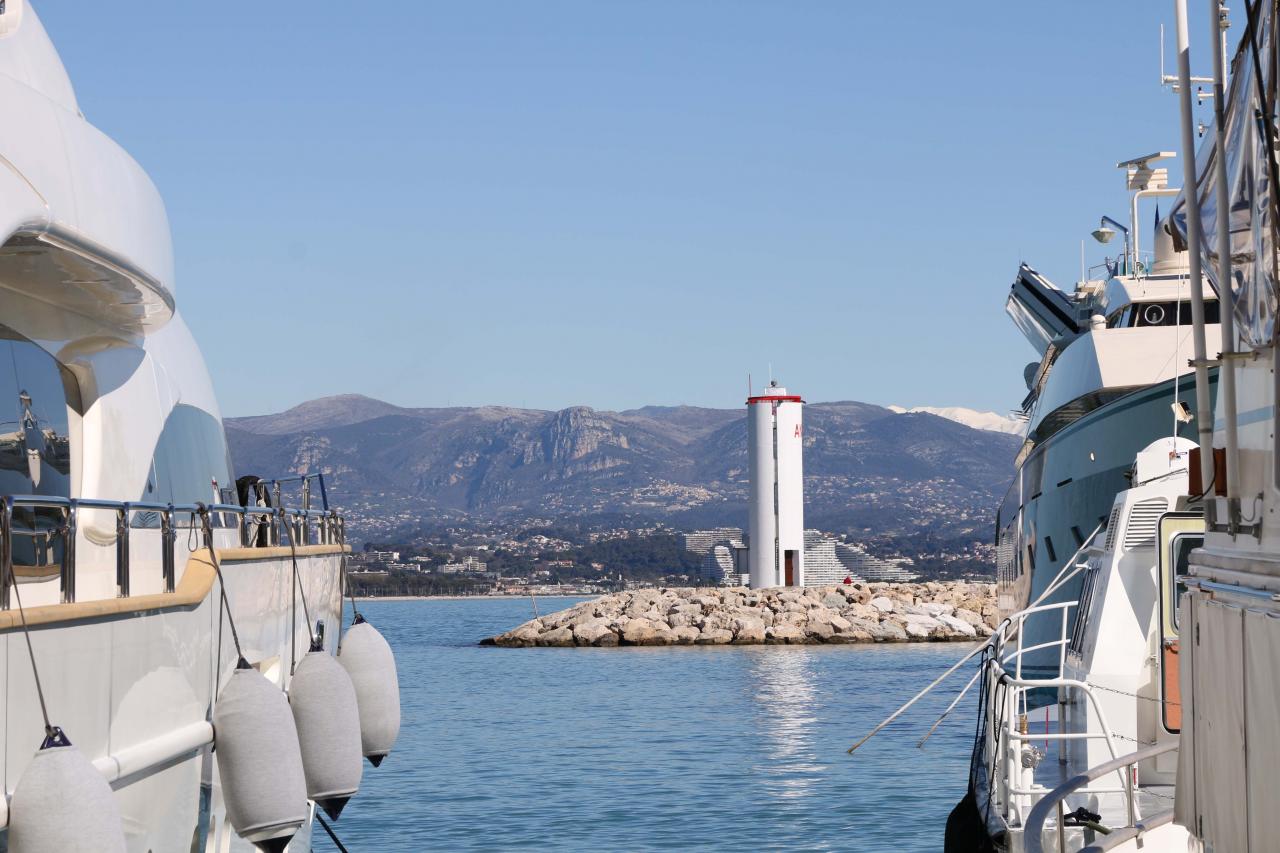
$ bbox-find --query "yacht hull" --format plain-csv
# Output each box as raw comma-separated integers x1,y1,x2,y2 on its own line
0,543,346,852
996,370,1217,679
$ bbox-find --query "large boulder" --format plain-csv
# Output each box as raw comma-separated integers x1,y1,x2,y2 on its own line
874,620,908,642
696,627,734,645
667,611,696,629
938,614,978,638
805,620,835,641
821,592,847,609
869,596,896,614
903,620,933,640
621,619,674,646
573,619,617,647
673,625,701,644
535,626,575,646
731,616,766,644
766,623,805,644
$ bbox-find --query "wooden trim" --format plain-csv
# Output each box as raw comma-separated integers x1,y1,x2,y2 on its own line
0,543,349,631
217,544,351,562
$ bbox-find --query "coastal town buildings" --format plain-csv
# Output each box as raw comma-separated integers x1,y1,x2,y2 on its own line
683,527,919,588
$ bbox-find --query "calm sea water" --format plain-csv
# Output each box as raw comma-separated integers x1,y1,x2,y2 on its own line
317,598,978,852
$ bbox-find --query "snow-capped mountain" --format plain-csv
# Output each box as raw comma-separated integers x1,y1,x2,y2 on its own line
888,405,1026,436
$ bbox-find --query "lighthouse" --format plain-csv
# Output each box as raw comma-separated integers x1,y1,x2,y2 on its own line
746,380,804,589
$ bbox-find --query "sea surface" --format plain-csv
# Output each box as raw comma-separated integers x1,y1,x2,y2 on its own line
317,597,978,852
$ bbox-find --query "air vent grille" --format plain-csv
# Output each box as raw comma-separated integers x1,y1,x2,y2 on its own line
1123,497,1169,549
1103,505,1122,552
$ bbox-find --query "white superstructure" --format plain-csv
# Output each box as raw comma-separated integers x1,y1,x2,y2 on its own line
746,381,804,588
0,5,397,851
962,438,1198,851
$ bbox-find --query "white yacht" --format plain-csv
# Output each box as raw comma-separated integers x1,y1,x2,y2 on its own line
998,164,1220,680
948,437,1198,851
942,0,1280,849
0,4,399,851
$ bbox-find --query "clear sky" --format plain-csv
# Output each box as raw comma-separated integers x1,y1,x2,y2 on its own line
39,2,1219,417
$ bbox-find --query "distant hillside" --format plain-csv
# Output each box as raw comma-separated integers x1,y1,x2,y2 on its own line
226,395,1020,541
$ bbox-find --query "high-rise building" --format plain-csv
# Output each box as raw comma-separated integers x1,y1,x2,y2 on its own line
681,528,747,586
680,528,746,555
700,545,742,586
802,529,848,586
747,380,804,588
798,529,919,586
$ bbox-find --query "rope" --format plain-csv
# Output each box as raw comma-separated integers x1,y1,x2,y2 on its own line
199,505,247,667
1086,680,1179,707
1110,731,1159,746
280,512,316,664
335,520,362,650
315,811,350,852
7,525,54,739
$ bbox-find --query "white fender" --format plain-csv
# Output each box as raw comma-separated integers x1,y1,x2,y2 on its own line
213,666,307,853
9,735,126,853
338,617,400,766
289,650,363,819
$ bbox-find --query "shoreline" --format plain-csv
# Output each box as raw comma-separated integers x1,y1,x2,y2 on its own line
356,594,598,602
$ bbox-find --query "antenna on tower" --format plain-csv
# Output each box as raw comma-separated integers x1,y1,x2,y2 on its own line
768,363,773,384
748,372,753,398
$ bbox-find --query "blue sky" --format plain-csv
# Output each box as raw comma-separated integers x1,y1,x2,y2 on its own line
40,2,1218,416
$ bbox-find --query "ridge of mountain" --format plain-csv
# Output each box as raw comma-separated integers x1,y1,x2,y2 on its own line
887,404,1025,435
225,395,1019,541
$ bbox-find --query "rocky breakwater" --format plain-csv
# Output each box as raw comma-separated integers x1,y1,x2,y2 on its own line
483,581,998,647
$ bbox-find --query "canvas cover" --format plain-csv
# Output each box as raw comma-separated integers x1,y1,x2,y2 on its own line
1169,1,1280,348
1194,599,1246,851
1245,607,1280,846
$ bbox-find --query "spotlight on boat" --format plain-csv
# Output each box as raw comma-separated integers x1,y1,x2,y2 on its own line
1092,224,1117,244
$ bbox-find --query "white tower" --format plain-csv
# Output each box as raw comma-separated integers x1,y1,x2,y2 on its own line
746,381,804,588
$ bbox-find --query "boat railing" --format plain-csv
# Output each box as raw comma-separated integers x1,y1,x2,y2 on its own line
247,473,329,513
1022,741,1178,853
0,493,346,609
983,600,1143,836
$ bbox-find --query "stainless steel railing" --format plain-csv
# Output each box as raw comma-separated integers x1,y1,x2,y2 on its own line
248,473,329,513
1023,741,1178,853
982,600,1140,834
0,493,345,609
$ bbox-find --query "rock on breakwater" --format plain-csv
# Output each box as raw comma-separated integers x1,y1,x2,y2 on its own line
482,581,998,647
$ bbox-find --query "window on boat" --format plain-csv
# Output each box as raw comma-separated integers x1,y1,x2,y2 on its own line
0,327,80,571
142,404,235,510
1043,535,1057,563
1108,299,1221,328
1068,562,1102,656
1168,533,1201,629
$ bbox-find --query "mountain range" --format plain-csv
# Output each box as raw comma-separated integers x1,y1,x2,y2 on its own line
887,405,1026,436
225,394,1021,542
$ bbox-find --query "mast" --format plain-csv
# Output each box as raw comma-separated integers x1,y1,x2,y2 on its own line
1173,0,1216,496
1208,0,1241,525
